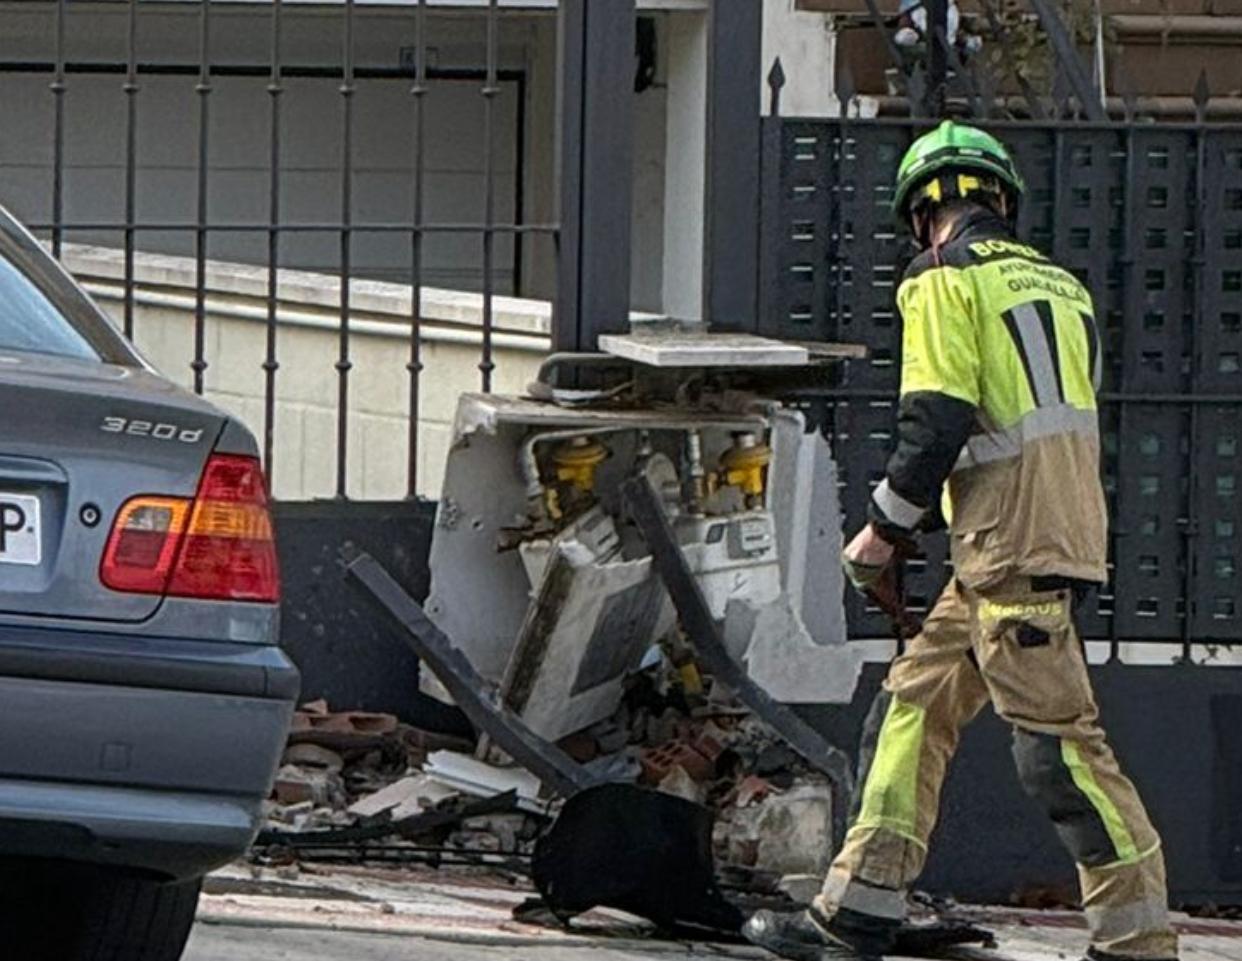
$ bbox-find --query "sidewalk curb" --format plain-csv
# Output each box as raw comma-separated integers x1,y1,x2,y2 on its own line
196,908,763,956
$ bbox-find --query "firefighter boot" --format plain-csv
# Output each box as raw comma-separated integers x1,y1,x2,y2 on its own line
743,907,894,961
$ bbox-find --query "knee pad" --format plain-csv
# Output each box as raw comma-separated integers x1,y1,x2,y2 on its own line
1011,728,1120,866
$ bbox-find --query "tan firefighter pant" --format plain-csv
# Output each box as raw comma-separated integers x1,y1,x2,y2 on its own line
814,577,1178,959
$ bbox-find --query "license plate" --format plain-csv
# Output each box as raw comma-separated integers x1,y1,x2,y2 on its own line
0,493,41,566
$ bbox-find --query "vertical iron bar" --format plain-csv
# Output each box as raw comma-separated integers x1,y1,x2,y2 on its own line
406,0,428,498
263,0,284,489
123,0,138,340
479,0,499,392
192,0,212,395
512,72,526,297
336,0,356,498
50,0,67,259
1110,125,1138,663
925,0,947,117
1183,111,1209,658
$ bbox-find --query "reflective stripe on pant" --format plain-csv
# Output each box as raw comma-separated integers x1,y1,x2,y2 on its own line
814,578,1178,960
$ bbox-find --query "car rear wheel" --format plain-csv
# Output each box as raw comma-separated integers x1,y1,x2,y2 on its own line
71,871,202,961
0,860,201,961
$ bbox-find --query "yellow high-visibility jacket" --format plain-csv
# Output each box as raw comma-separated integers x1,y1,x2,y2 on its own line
868,209,1108,588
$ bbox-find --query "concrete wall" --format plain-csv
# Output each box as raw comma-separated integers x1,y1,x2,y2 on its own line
61,244,550,501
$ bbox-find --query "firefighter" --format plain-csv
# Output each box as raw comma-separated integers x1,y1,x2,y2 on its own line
744,121,1179,961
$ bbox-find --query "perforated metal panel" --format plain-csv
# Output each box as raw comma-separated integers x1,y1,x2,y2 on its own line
761,118,1242,643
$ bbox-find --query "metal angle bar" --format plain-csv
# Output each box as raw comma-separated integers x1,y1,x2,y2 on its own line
407,0,428,499
263,0,285,489
1025,0,1107,122
342,550,594,799
621,474,856,848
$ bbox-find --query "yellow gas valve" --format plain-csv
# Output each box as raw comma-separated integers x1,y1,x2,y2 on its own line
552,436,610,492
720,432,772,497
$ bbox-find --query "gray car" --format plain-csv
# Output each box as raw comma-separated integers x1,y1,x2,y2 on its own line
0,210,297,959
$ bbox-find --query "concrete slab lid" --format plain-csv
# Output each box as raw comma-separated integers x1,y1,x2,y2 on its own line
598,331,812,368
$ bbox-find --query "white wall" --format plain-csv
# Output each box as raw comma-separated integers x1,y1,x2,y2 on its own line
660,9,707,322
63,244,550,501
761,0,838,118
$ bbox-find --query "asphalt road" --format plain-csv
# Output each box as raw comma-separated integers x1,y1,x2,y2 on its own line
185,924,755,960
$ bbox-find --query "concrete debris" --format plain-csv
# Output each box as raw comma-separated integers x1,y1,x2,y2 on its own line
717,781,835,877
640,738,717,785
261,636,846,898
346,774,457,821
657,765,706,805
282,742,345,773
423,750,553,816
272,764,344,809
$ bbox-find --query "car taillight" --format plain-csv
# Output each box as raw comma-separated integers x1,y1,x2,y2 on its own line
100,454,280,603
99,497,192,594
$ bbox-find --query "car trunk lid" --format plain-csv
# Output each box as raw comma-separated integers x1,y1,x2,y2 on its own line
0,352,224,623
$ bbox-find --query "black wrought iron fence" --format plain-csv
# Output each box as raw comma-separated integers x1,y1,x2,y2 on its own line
1,0,563,500
760,89,1242,647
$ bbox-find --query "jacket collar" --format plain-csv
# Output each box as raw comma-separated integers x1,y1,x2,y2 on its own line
941,207,1013,246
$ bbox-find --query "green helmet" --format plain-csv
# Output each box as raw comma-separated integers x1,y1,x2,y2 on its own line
892,120,1025,221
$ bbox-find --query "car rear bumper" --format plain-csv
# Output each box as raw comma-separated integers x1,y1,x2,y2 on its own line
0,779,264,880
0,624,298,879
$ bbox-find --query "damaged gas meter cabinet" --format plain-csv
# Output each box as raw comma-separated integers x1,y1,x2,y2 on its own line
421,324,867,743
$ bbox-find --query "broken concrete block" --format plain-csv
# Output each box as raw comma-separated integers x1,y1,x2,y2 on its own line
272,764,339,808
752,784,835,876
640,739,715,785
282,743,345,773
267,799,313,825
273,766,319,806
347,774,457,820
657,766,706,805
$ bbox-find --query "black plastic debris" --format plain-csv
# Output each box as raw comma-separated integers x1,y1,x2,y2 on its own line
531,783,744,937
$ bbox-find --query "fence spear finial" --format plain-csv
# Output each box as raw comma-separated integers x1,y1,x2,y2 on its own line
837,62,856,118
1193,69,1210,123
768,57,786,116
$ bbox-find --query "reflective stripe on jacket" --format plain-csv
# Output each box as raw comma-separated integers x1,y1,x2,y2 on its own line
868,209,1108,588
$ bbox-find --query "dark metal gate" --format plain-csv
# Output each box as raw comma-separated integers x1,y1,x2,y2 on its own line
760,90,1242,647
